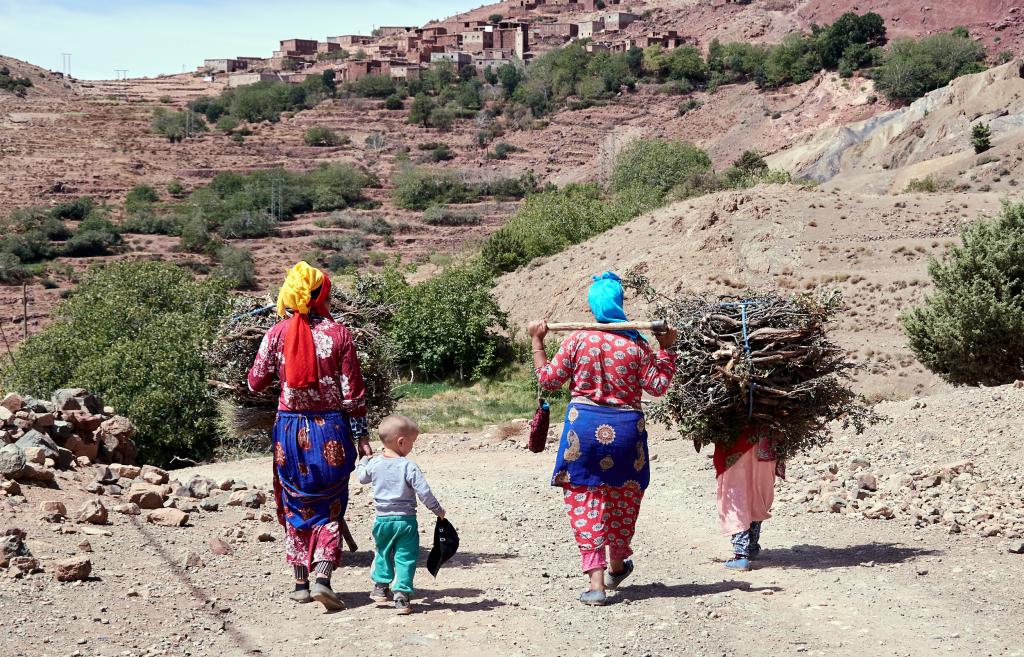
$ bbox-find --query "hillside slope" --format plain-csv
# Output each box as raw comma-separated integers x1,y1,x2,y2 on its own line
494,184,1004,397
768,59,1024,193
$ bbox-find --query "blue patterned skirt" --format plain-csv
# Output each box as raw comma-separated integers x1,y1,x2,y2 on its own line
272,411,356,531
550,402,651,490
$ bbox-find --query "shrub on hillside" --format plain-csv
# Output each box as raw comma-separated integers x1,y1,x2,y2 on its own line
383,94,404,110
874,31,987,103
392,166,476,210
50,197,96,222
62,211,123,257
214,245,257,290
364,265,508,380
422,206,482,226
0,253,30,283
972,123,993,154
610,139,713,201
303,125,344,147
227,81,312,122
217,209,278,239
0,261,230,465
353,74,397,98
125,185,159,213
901,201,1024,385
486,142,521,160
0,66,32,95
121,211,181,236
4,207,71,241
151,108,208,142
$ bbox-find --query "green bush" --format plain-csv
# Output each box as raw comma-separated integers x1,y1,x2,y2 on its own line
50,197,96,222
383,94,404,110
392,166,477,210
215,115,239,133
0,231,53,263
121,211,181,235
125,185,159,213
972,123,992,154
419,143,454,162
486,142,521,160
353,74,397,98
422,206,482,226
874,31,986,103
226,81,313,122
214,245,257,290
217,209,278,239
428,105,457,131
0,253,29,283
610,139,713,201
62,211,122,257
179,215,218,254
151,108,208,142
303,125,343,147
365,265,508,380
901,201,1024,385
166,180,185,197
314,211,392,236
307,235,370,271
0,261,230,465
0,66,32,95
4,207,71,241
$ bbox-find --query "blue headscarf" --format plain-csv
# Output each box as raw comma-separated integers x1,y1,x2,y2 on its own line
587,271,644,342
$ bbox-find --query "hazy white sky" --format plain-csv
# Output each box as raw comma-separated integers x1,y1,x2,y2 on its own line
0,0,477,80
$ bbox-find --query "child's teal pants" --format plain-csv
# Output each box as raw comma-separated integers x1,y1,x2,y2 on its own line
371,515,419,594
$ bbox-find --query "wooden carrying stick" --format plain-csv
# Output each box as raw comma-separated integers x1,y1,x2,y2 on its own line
546,320,669,334
339,517,358,552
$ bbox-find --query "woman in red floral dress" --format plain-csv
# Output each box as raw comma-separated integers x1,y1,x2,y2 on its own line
248,262,372,610
528,272,678,606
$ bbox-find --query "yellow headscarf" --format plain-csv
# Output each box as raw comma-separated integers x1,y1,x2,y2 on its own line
276,261,325,318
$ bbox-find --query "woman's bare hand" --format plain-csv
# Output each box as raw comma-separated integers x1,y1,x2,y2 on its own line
527,320,548,340
656,326,678,350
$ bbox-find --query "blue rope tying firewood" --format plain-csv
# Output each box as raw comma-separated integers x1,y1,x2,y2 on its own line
719,301,759,418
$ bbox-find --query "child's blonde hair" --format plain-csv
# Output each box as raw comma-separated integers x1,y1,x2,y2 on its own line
377,414,420,445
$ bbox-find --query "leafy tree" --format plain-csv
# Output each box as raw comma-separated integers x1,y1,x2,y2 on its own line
368,265,508,380
303,125,343,147
759,33,821,88
665,46,707,84
489,13,503,23
429,105,457,131
610,139,712,200
215,245,257,290
496,63,523,96
874,31,987,103
733,150,769,175
151,108,208,142
901,201,1024,385
483,66,498,85
353,74,397,98
383,94,404,110
971,123,992,154
391,166,475,210
0,261,230,465
409,93,436,127
814,12,886,69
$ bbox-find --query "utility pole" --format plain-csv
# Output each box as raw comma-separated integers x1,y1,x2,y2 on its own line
61,53,71,78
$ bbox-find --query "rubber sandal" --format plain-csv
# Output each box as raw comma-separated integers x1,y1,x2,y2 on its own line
579,589,608,606
604,559,634,590
311,580,345,610
289,587,312,603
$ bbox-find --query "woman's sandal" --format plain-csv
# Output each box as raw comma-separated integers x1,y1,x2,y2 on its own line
289,587,313,604
604,559,634,590
311,580,346,611
579,589,608,606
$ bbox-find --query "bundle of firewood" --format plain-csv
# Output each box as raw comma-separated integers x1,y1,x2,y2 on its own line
207,282,398,448
624,266,878,458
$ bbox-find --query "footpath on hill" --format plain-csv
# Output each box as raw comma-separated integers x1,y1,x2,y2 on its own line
3,387,1024,657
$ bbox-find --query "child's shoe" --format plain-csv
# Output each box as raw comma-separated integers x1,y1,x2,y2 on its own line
370,583,391,603
288,585,312,604
578,589,608,606
394,592,412,615
725,555,751,571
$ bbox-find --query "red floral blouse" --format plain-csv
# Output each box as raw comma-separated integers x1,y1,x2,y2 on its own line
536,330,677,409
248,316,368,435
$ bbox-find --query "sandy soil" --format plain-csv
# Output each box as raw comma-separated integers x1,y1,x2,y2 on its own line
3,406,1024,657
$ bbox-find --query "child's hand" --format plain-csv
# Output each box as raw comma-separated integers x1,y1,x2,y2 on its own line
438,511,446,520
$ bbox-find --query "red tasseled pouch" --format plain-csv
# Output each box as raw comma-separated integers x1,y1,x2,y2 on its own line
527,398,550,453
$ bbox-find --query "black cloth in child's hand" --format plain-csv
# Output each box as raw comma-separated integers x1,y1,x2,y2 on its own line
427,517,460,577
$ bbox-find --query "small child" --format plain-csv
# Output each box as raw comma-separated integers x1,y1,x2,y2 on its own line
713,425,785,570
356,415,445,615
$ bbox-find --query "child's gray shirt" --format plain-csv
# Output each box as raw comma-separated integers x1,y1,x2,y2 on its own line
355,455,444,517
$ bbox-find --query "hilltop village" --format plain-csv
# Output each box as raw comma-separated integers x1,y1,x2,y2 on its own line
200,1,688,87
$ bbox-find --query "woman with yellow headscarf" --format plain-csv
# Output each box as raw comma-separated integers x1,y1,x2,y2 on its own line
248,261,372,611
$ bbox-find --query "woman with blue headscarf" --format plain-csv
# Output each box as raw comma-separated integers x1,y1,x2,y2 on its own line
528,272,678,606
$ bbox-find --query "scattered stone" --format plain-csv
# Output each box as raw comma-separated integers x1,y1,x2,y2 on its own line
110,464,141,479
199,499,220,512
856,473,878,491
862,504,895,520
217,478,234,491
228,490,267,509
75,500,108,525
209,537,233,556
186,476,217,499
0,529,30,567
22,446,46,465
15,430,58,461
38,500,67,521
0,479,20,496
127,483,167,510
1007,542,1024,554
17,463,55,483
0,445,26,478
77,539,93,553
94,466,119,485
8,555,39,577
113,503,141,516
54,555,91,582
183,552,204,569
140,465,169,485
147,508,189,527
0,393,23,414
259,512,273,523
257,532,275,542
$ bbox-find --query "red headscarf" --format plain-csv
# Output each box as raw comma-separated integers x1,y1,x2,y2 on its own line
276,262,333,389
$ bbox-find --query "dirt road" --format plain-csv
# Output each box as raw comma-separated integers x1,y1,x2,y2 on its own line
5,425,1022,657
